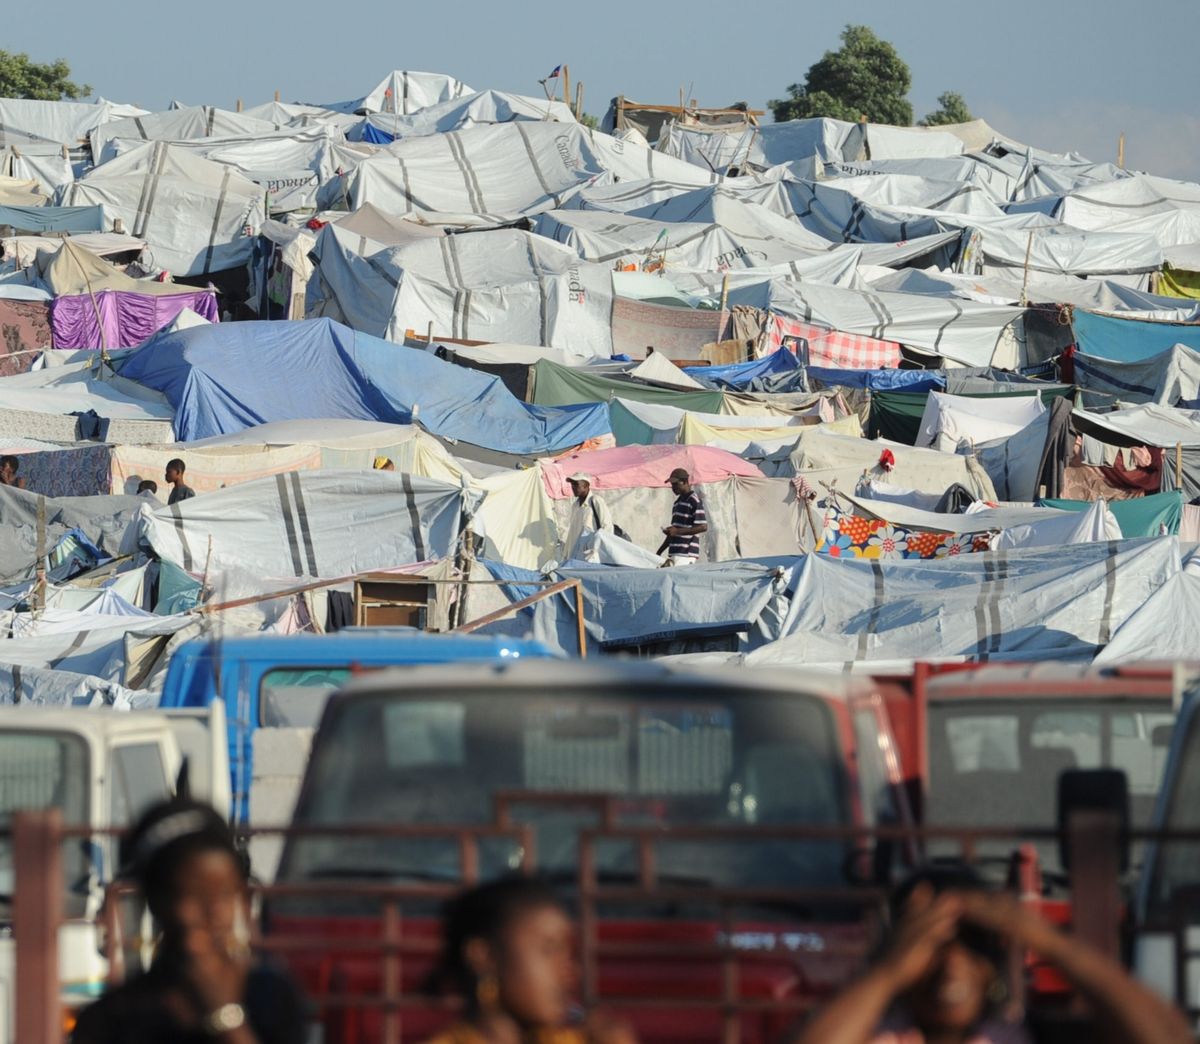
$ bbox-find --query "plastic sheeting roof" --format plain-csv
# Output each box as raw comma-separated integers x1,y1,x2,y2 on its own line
117,317,611,453
138,469,477,579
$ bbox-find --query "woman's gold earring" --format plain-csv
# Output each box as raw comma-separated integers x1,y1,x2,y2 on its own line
477,975,500,1010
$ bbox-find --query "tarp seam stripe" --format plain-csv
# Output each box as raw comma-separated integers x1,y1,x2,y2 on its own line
445,132,478,214
933,300,964,352
988,549,1007,654
138,142,170,240
402,472,425,560
397,158,413,215
288,471,319,577
856,561,884,659
133,116,147,140
974,556,992,660
1099,540,1119,645
1071,356,1156,398
11,665,20,703
450,131,487,217
206,106,216,136
169,499,194,571
461,288,473,340
516,123,556,204
275,472,304,577
131,142,158,238
203,167,232,274
47,630,88,669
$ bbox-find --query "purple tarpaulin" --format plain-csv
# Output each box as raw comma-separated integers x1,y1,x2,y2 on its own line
49,289,219,349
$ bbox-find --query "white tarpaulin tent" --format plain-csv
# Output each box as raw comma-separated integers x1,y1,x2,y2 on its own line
730,278,1024,367
750,537,1180,664
915,390,1046,450
1093,570,1200,664
359,90,575,140
138,469,479,579
67,142,266,274
308,225,615,357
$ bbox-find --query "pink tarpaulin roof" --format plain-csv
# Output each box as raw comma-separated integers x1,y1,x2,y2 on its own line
543,444,761,499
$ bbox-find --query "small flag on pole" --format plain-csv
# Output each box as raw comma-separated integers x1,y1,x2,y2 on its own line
546,64,562,80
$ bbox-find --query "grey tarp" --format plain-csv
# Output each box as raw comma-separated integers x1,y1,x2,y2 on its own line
728,278,1023,368
752,537,1181,664
530,561,791,655
0,663,144,708
0,486,144,583
1074,344,1200,409
138,470,478,579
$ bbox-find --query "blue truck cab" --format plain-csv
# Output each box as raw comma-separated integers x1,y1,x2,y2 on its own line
158,630,555,822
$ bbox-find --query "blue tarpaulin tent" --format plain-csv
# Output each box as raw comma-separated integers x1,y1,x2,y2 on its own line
0,205,105,234
807,366,947,392
684,350,803,391
1072,309,1200,363
119,318,611,453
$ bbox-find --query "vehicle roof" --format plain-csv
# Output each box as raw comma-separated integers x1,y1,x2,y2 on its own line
0,707,173,739
921,660,1199,700
326,657,868,705
170,630,555,665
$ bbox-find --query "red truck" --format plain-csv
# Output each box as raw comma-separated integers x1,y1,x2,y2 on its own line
265,659,916,1043
872,661,1192,998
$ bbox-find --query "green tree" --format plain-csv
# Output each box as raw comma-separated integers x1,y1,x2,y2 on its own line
0,50,90,101
769,25,912,126
920,91,973,127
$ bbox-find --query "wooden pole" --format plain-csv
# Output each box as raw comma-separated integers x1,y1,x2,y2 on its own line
1020,230,1034,306
574,82,584,122
1176,442,1183,490
573,580,588,659
718,273,730,314
274,89,281,103
1117,132,1125,169
34,496,46,612
236,98,243,113
561,65,570,108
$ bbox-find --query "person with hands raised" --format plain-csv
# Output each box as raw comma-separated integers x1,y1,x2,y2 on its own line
789,865,1192,1044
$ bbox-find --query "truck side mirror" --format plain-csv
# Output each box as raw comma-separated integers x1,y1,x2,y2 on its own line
1057,767,1130,874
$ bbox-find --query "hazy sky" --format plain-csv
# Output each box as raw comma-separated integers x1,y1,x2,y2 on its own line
13,0,1200,180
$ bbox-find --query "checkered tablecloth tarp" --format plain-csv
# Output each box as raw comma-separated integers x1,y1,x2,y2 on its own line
769,314,902,370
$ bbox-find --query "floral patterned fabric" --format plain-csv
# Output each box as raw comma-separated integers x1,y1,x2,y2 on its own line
816,504,993,560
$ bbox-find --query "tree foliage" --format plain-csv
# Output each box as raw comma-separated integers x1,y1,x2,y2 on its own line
920,91,973,127
0,50,90,101
769,25,913,126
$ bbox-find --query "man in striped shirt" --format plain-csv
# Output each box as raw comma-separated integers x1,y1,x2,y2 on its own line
656,468,707,566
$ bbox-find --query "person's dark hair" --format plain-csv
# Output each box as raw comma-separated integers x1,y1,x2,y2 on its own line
121,797,245,924
0,455,18,472
137,479,158,494
888,863,1007,971
165,458,186,474
428,875,566,998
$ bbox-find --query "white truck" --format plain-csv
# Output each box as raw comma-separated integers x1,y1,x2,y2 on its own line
0,703,229,1041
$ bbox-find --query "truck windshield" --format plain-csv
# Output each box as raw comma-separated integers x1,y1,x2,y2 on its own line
0,732,89,918
926,698,1173,878
280,688,852,899
259,667,351,727
1143,700,1200,924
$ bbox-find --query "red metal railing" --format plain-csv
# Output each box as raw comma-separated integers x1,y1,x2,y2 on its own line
11,812,1200,1043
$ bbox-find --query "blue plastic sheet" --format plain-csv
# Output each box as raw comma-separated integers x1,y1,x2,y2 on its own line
807,366,946,392
0,205,105,234
119,318,611,453
1073,309,1200,363
684,350,802,390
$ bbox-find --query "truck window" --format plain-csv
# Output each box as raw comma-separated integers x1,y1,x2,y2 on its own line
260,667,351,727
109,744,171,828
281,689,852,902
1144,704,1200,923
927,699,1174,879
0,732,89,918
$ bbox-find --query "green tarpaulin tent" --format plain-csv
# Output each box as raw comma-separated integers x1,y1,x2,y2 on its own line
1040,491,1184,537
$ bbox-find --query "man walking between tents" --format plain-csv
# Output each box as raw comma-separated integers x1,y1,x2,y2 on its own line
563,472,614,560
657,468,707,566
